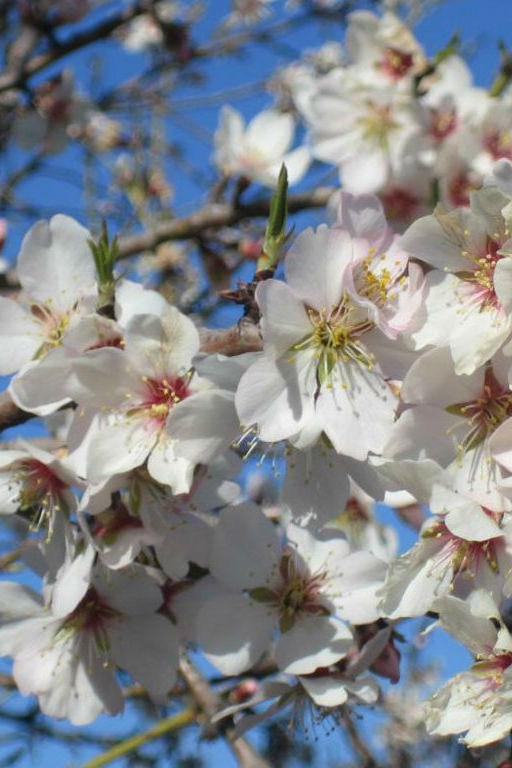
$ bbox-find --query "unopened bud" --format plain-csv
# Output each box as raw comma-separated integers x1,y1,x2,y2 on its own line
258,164,289,273
240,238,263,261
229,679,259,705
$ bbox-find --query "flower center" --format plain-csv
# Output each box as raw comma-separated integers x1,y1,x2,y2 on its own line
249,551,329,633
447,172,478,208
380,47,414,80
457,238,504,310
31,302,71,358
14,458,67,532
290,298,375,386
445,367,512,454
360,103,399,148
59,586,120,653
484,129,512,161
381,187,419,221
93,500,143,545
422,517,502,574
429,108,457,141
127,374,191,430
353,255,394,307
471,652,512,689
338,496,370,529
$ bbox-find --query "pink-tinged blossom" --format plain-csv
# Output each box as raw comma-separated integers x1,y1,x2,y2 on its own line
380,484,512,618
9,279,167,417
436,137,483,208
378,162,431,232
425,594,512,747
0,562,178,725
419,56,489,162
236,194,423,460
384,347,512,508
344,10,426,87
67,308,241,493
78,454,237,573
462,99,512,178
212,625,393,739
196,504,386,675
0,441,77,533
329,483,398,563
401,186,512,374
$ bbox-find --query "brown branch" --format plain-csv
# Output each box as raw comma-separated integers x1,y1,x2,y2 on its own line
199,320,262,357
117,186,335,258
179,653,273,768
0,189,334,432
6,23,41,78
0,2,151,93
0,184,332,433
0,321,262,435
0,391,35,432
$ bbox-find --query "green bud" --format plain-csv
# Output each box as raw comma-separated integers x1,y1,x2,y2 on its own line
88,221,119,315
258,164,290,273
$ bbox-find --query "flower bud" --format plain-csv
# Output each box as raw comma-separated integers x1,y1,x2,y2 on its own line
229,679,259,705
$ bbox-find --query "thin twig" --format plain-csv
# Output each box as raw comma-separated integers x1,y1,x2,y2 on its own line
116,186,334,258
342,711,383,768
76,708,196,768
179,653,274,768
0,2,151,93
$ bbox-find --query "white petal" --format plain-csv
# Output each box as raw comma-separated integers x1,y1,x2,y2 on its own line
0,299,40,374
18,215,96,311
285,225,351,311
256,279,311,358
167,390,239,464
246,110,294,159
86,422,153,482
197,591,274,675
211,503,280,590
235,351,317,441
316,362,396,460
299,674,348,707
275,615,353,675
124,306,199,375
108,615,178,701
146,437,194,493
10,353,71,415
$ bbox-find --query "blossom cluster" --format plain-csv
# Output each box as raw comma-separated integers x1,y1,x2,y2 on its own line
5,3,512,755
215,10,512,231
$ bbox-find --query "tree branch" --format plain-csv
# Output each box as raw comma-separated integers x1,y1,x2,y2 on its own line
0,391,35,433
342,711,383,768
116,186,335,258
0,2,151,93
179,653,274,768
198,320,262,356
77,707,196,768
0,321,262,435
0,186,333,434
